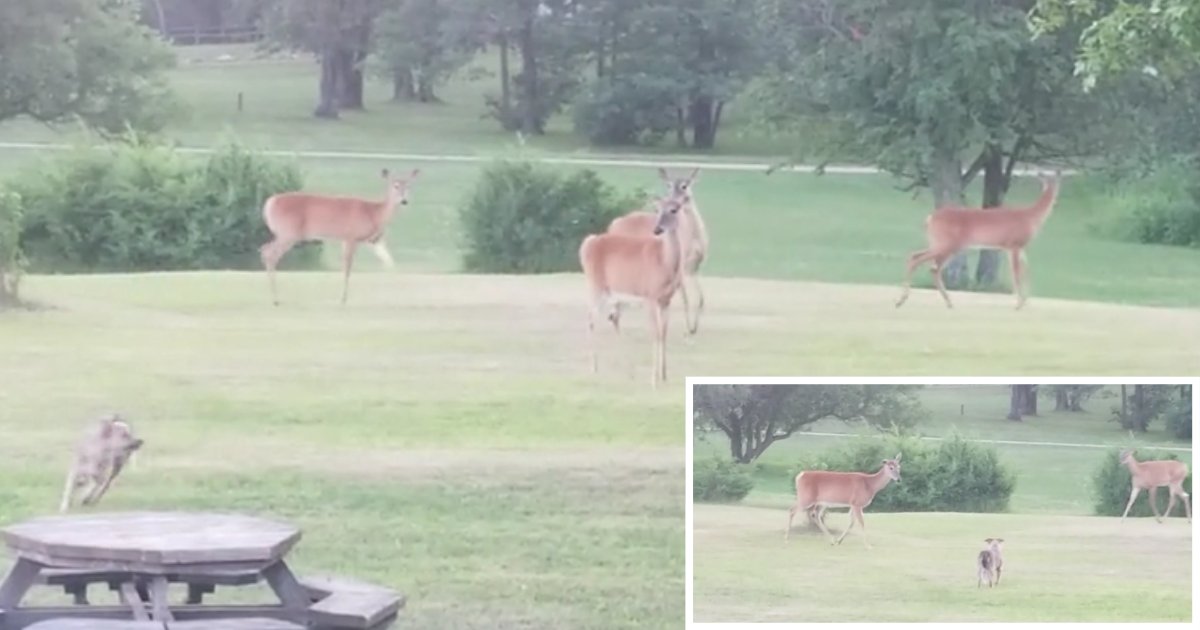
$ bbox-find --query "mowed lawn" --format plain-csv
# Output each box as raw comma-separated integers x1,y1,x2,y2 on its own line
692,505,1191,622
0,274,686,630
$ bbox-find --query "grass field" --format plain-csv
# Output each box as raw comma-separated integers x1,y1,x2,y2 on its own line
692,505,1191,622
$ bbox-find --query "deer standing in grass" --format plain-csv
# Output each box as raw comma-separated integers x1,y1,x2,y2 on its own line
785,454,902,548
579,192,686,388
606,168,708,335
259,168,420,305
1119,449,1191,523
895,171,1061,310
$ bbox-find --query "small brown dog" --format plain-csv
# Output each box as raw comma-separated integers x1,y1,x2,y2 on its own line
59,413,144,512
976,538,1005,588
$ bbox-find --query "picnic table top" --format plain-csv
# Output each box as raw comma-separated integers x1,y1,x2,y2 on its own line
1,512,301,567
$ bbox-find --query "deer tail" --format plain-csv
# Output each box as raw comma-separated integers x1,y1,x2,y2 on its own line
794,471,805,498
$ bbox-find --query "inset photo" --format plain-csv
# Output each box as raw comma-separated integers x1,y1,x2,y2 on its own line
689,380,1194,624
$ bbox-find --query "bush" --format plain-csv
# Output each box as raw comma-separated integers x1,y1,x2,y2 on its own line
572,78,678,146
791,434,1015,513
13,137,321,272
1111,160,1200,248
1092,449,1192,517
1165,397,1192,440
693,458,755,503
459,161,643,273
0,190,26,305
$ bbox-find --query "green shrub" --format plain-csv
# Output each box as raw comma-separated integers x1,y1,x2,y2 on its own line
13,138,321,272
459,161,643,273
791,434,1015,513
572,78,677,146
1165,398,1192,440
693,458,755,503
1111,161,1200,248
1093,449,1192,517
0,190,26,305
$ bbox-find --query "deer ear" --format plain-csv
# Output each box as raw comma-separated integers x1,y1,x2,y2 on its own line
996,538,1004,543
381,168,390,179
895,453,902,462
657,167,669,181
409,168,420,179
688,167,700,181
984,538,993,543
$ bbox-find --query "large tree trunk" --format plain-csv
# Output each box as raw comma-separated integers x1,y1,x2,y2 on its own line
675,106,688,148
498,34,512,121
516,11,541,134
1007,385,1024,421
929,149,969,288
314,49,340,119
392,67,415,101
975,145,1006,287
1022,385,1038,416
1120,384,1128,427
690,95,717,149
1055,388,1068,411
338,50,365,110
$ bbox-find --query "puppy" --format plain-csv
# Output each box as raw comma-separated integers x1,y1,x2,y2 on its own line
976,538,1005,588
60,413,144,512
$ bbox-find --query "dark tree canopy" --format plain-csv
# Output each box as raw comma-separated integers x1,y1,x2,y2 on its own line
0,0,179,133
694,384,923,463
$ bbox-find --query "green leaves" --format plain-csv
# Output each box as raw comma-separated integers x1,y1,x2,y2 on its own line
0,0,179,132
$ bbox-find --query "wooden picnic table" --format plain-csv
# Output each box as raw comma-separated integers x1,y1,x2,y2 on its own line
0,512,401,630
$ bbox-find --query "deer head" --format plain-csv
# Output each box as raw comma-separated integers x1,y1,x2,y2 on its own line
382,168,421,207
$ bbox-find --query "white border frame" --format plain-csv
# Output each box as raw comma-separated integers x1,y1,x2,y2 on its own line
686,377,1198,628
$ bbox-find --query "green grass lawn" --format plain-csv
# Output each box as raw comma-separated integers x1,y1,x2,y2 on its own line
692,505,1191,622
0,273,685,629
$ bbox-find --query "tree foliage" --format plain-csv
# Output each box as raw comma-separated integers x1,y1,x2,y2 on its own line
372,0,471,102
1111,384,1183,432
693,384,923,463
0,191,26,307
0,0,179,133
751,0,1100,288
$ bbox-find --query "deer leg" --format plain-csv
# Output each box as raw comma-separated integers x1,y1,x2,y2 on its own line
60,468,83,513
834,508,858,546
785,504,798,541
676,279,694,337
932,254,954,309
687,274,705,336
587,295,599,374
1165,487,1177,520
371,242,396,270
260,238,297,306
1120,486,1142,521
1146,486,1163,522
1007,248,1024,309
340,241,359,306
853,506,871,549
657,301,669,383
896,249,934,308
83,459,125,506
809,506,838,543
1174,483,1192,523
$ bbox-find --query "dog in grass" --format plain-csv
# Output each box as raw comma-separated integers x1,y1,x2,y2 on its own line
59,413,144,512
976,538,1005,588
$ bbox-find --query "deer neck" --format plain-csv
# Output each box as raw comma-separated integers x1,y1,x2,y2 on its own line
658,226,682,280
868,466,895,494
681,199,709,250
1026,181,1059,226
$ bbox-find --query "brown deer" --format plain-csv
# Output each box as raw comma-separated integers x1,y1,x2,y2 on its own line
260,168,420,305
1119,449,1191,523
579,192,686,388
606,168,708,335
896,171,1061,310
60,414,144,512
977,538,1005,588
785,454,902,548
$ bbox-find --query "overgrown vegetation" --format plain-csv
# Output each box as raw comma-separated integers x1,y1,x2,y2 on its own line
11,138,319,272
1092,449,1192,517
458,161,641,273
791,434,1016,513
1107,160,1200,248
693,458,755,503
0,191,26,307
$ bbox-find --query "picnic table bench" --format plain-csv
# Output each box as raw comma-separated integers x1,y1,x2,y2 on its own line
0,512,403,630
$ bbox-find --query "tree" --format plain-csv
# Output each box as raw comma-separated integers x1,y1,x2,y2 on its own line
1033,0,1200,86
1113,384,1178,432
372,0,470,103
252,0,381,118
0,0,178,133
1051,385,1103,411
1006,385,1038,421
693,385,922,463
0,192,25,307
752,0,1101,288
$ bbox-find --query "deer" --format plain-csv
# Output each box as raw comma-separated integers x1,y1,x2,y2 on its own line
895,170,1061,310
977,538,1005,588
1118,449,1191,523
784,453,902,548
579,191,687,388
259,168,420,306
606,168,708,336
60,413,144,513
